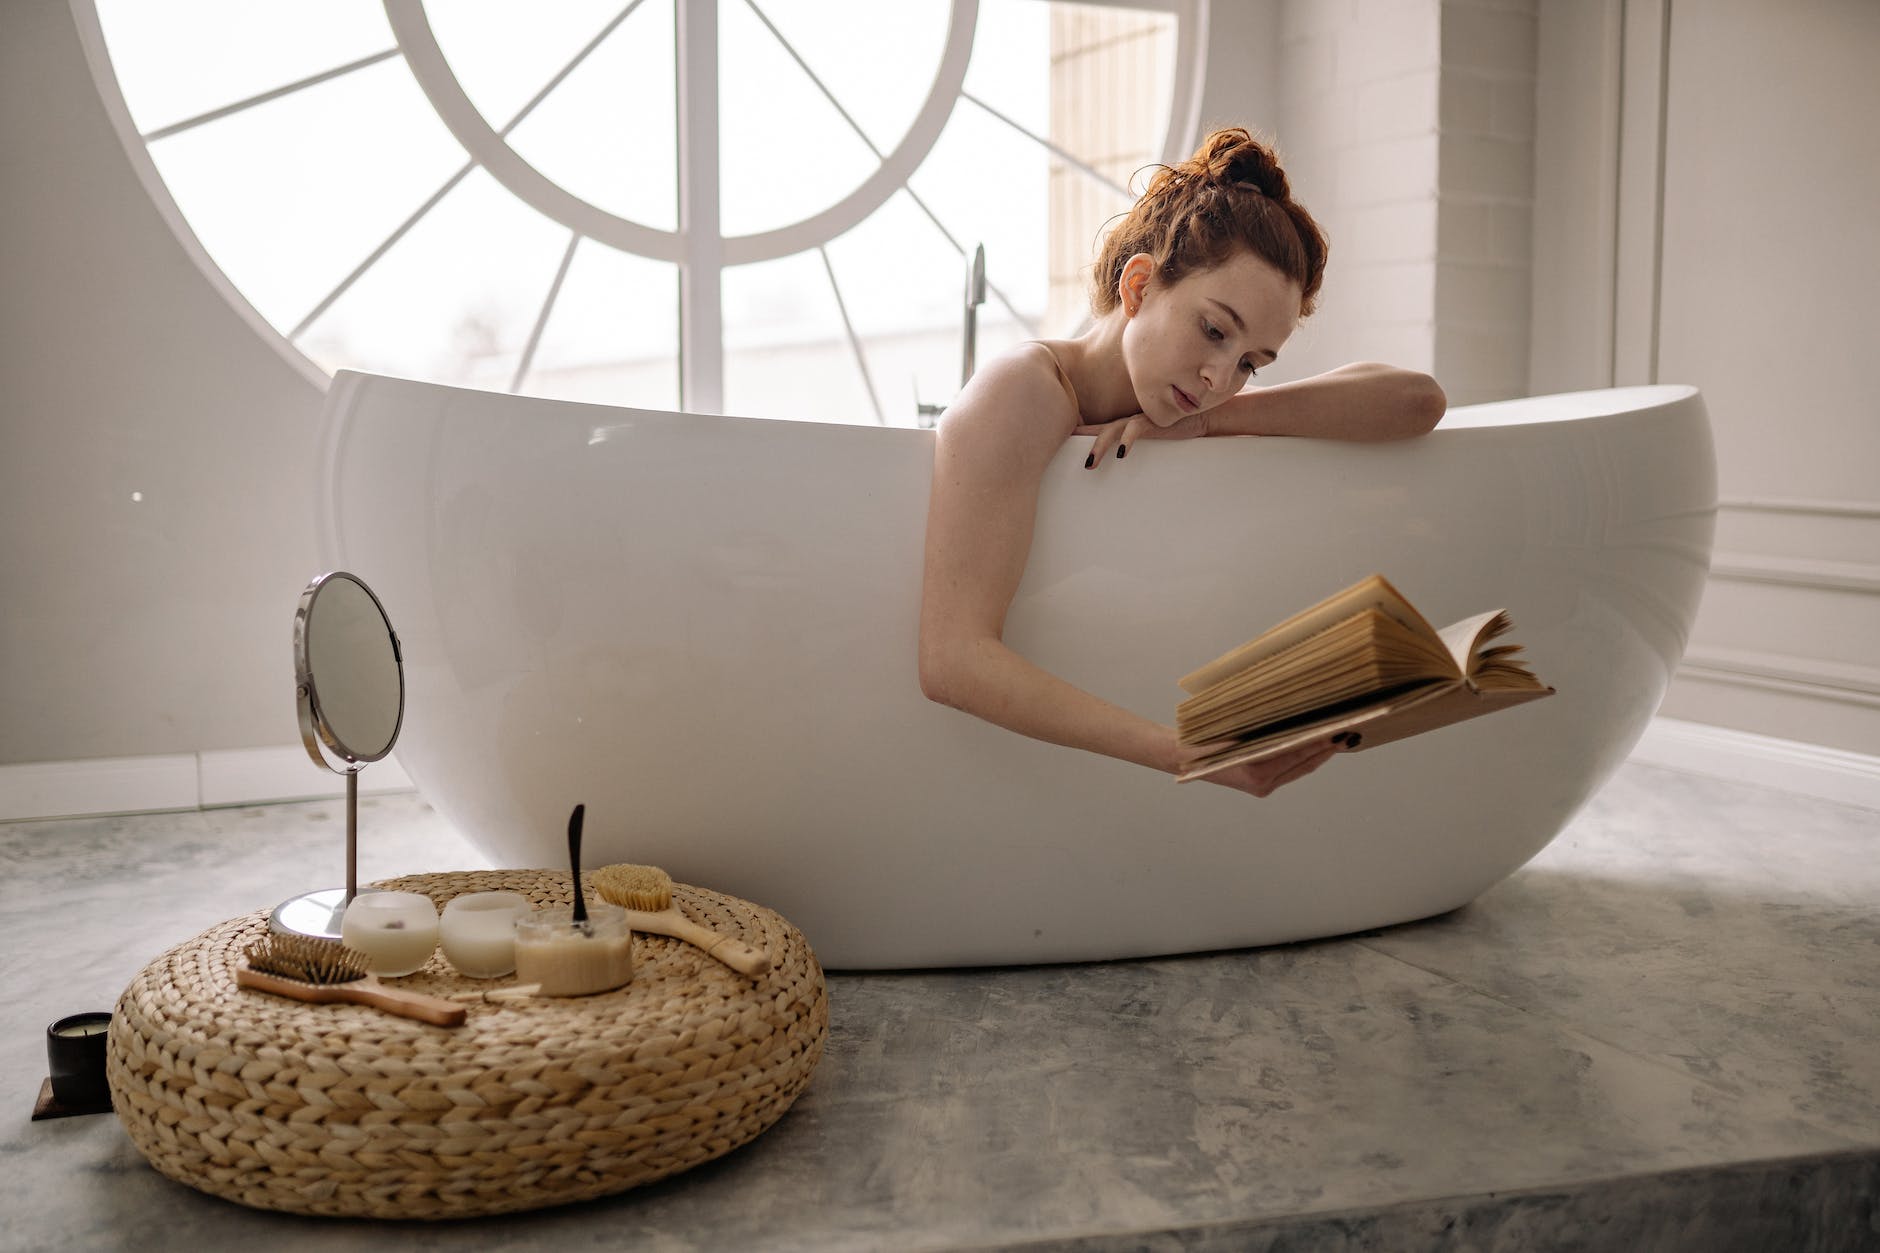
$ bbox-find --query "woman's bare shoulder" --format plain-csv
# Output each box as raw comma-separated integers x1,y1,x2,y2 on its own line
940,343,1080,446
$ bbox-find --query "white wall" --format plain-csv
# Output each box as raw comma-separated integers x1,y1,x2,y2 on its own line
1433,0,1537,406
1,0,327,764
3,0,1872,778
1266,0,1538,408
1270,0,1444,384
1527,0,1620,395
1658,0,1880,756
1530,0,1880,758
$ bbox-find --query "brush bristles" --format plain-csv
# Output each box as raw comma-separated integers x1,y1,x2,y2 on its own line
244,933,370,985
591,863,674,912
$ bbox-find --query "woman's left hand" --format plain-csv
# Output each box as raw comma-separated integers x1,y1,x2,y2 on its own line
1075,410,1213,468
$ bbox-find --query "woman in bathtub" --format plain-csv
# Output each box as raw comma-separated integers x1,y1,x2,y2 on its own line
918,127,1445,799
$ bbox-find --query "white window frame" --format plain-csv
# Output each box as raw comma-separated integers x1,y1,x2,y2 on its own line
71,0,1207,413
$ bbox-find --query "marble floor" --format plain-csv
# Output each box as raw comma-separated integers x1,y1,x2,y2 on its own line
3,762,1876,1251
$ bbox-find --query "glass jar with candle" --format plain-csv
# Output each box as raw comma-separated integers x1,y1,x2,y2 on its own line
439,890,530,978
514,904,633,997
339,890,439,976
46,1012,112,1110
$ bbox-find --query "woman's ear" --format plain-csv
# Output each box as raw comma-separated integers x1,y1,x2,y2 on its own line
1119,253,1154,316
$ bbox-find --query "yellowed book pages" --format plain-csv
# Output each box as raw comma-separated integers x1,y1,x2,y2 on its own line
1176,609,1464,740
1177,574,1440,695
1175,681,1553,782
1177,616,1394,733
1170,574,1554,777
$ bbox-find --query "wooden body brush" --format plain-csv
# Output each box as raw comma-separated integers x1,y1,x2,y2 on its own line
238,934,466,1027
592,864,772,977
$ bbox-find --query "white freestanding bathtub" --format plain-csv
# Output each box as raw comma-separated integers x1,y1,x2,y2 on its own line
319,372,1713,969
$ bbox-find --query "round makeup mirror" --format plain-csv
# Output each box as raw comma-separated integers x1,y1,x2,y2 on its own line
272,571,406,939
297,572,403,768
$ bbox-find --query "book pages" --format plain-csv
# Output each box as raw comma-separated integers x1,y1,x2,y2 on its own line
1177,608,1464,744
1436,608,1510,674
1176,682,1553,783
1172,574,1555,778
1177,574,1441,695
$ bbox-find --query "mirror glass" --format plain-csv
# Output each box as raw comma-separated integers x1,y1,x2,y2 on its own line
277,571,405,940
299,572,403,765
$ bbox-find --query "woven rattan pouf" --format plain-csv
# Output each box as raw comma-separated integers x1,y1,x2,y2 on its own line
107,869,827,1219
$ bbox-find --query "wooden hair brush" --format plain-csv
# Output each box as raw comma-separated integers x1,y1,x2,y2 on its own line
590,864,771,977
237,933,466,1027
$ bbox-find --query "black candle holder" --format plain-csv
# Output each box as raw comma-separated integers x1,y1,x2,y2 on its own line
33,1012,114,1119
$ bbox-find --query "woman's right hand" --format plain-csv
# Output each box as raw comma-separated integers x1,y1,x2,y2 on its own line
1176,736,1343,798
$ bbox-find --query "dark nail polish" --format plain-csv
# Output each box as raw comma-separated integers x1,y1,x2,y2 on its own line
1117,444,1127,459
1085,454,1095,468
1345,733,1362,748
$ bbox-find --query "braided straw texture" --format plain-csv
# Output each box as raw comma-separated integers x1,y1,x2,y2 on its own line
107,870,827,1219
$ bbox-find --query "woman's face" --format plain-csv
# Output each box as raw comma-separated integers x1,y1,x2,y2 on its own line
1119,250,1302,427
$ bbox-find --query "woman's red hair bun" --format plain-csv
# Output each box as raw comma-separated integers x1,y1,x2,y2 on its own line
1092,127,1327,318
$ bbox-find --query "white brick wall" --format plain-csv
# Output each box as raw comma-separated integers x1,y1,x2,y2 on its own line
1269,0,1537,406
1434,0,1538,405
1273,0,1444,384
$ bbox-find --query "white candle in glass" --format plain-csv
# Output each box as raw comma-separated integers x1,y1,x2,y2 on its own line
439,891,530,978
339,890,439,976
514,904,634,996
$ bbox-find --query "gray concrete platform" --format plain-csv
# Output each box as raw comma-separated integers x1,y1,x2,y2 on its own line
3,762,1875,1250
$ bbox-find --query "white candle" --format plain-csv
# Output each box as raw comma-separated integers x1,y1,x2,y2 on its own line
340,890,439,976
439,891,530,978
514,904,633,996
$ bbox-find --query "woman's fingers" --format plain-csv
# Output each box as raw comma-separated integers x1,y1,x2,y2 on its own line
1112,416,1150,460
1082,416,1159,468
1274,744,1338,785
1205,736,1342,798
1245,746,1328,797
1082,418,1131,468
1081,412,1216,470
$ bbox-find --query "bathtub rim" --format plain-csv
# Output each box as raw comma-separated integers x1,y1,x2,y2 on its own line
315,370,1703,575
321,370,1697,441
1435,382,1698,428
327,370,1707,434
319,370,1707,553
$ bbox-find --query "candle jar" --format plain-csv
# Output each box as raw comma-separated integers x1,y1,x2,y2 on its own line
47,1012,112,1110
514,904,634,997
339,890,439,976
439,891,530,978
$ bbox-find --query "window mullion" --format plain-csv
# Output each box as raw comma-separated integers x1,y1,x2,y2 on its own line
142,48,402,143
818,246,886,424
511,231,582,393
676,0,723,414
961,90,1132,199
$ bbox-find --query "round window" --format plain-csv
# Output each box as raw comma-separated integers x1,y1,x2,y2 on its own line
79,0,1201,423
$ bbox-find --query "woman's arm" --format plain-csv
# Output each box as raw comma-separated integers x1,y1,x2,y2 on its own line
919,349,1340,795
1208,361,1445,441
1077,362,1444,464
919,352,1179,771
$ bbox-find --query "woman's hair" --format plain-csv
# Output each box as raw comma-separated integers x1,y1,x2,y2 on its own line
1092,127,1328,318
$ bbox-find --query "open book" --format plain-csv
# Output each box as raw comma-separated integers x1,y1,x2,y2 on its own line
1175,574,1554,783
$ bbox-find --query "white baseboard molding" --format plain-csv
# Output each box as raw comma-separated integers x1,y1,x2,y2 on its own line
1,746,414,823
197,746,414,809
1629,716,1880,811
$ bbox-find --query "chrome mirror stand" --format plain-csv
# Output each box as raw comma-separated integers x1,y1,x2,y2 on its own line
271,571,405,940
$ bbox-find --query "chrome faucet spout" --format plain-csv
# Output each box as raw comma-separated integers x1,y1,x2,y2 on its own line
961,243,986,387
